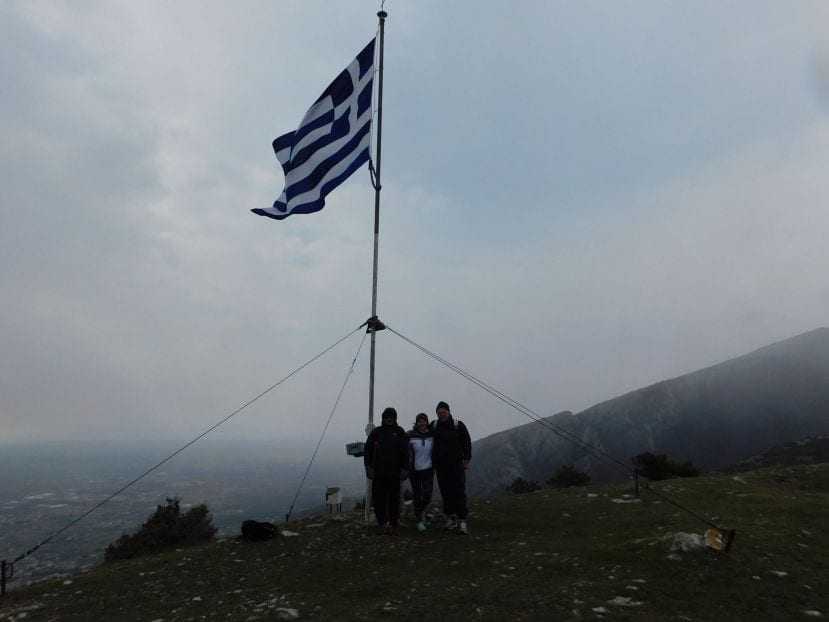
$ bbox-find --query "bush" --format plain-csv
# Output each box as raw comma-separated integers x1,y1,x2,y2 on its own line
105,497,217,562
547,464,591,488
632,452,700,481
507,477,542,494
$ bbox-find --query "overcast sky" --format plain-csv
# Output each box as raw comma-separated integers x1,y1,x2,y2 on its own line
2,1,828,453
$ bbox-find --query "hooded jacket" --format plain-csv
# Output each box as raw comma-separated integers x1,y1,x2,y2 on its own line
407,426,435,472
431,415,471,468
364,423,409,477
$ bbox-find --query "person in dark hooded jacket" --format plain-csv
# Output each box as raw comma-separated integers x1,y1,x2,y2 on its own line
364,407,409,532
431,401,472,534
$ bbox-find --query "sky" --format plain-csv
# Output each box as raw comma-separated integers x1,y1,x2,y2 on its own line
2,1,828,455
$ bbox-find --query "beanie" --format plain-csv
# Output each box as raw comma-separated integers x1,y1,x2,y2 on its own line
381,407,398,421
435,401,450,413
415,412,429,424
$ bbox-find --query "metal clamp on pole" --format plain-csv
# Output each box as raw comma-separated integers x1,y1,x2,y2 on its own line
365,316,386,333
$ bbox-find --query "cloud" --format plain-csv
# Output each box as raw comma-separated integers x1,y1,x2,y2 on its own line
1,1,827,453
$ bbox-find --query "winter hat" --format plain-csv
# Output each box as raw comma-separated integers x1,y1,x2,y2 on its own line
381,407,398,421
415,413,429,424
435,401,450,414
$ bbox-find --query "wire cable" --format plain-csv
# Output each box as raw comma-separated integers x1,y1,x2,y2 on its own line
11,323,365,565
384,323,726,531
385,325,632,472
285,331,368,522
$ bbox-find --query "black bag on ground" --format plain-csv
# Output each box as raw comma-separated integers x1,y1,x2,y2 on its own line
241,520,277,542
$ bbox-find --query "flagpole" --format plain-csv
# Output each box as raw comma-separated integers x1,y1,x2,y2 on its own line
365,8,387,522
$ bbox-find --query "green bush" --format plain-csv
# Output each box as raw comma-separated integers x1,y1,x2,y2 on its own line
105,497,217,562
507,477,542,494
632,452,700,481
547,464,591,488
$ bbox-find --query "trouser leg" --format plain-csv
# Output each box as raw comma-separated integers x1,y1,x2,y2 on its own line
409,472,423,520
372,478,387,526
436,467,455,517
421,468,434,516
453,465,468,520
386,477,401,526
411,469,434,520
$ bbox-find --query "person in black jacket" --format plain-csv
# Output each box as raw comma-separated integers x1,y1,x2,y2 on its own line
364,407,409,533
431,401,472,534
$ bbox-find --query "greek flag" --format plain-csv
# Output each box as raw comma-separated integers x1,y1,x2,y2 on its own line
253,39,376,220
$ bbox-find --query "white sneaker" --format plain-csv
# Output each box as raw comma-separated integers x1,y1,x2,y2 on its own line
444,516,458,530
416,521,427,532
458,520,468,535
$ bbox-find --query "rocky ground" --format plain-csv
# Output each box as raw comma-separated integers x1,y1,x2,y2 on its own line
1,464,827,621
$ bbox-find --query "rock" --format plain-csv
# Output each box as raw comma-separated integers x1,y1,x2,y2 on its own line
280,530,300,537
608,596,644,607
669,532,705,552
803,611,823,618
242,520,277,542
769,570,788,577
275,608,300,619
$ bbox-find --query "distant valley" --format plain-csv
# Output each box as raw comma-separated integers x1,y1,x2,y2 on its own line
0,441,365,585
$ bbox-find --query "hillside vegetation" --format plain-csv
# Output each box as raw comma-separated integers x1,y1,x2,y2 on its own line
1,464,826,621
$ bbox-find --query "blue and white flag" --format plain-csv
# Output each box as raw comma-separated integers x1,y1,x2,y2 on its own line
253,39,376,220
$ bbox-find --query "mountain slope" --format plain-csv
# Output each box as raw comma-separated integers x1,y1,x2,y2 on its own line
470,328,829,495
2,464,827,621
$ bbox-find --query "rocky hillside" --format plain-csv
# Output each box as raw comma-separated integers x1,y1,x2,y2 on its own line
470,328,829,496
727,435,829,472
1,464,827,621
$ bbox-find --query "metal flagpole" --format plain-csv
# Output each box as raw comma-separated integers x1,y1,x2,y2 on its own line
365,8,387,523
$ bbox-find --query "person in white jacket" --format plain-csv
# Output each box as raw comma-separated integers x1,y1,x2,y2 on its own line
407,413,435,532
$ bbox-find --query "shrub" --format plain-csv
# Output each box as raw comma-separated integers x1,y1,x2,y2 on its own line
507,477,542,494
632,452,700,481
105,497,217,562
547,464,591,488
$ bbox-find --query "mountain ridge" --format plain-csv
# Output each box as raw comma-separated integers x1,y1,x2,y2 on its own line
469,327,829,495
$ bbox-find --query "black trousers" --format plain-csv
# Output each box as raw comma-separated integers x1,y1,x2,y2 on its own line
372,475,401,526
436,463,468,520
409,468,434,520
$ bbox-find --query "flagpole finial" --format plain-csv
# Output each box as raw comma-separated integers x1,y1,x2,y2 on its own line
378,10,387,19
